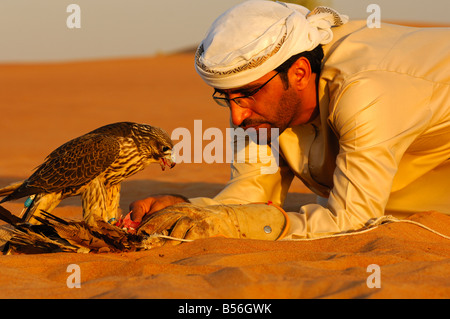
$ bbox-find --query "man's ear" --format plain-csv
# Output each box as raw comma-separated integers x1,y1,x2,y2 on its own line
289,57,312,90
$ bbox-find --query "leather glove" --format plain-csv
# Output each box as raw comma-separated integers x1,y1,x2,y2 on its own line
136,202,290,243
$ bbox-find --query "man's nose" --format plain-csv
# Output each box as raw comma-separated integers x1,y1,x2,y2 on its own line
230,102,252,126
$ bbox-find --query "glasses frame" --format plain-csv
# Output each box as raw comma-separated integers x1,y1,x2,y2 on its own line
212,72,280,108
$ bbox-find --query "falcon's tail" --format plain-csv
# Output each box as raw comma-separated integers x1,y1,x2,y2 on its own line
0,184,42,205
0,181,23,200
0,205,22,226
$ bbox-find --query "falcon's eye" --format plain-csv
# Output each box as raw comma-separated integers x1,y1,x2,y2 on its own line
162,146,170,153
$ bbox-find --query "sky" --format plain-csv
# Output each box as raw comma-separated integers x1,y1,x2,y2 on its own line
0,0,448,62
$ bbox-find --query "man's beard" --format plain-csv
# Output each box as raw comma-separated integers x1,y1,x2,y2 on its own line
239,119,283,144
238,101,297,143
237,85,303,143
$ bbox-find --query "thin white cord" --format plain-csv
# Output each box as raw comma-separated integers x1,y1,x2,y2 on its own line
284,215,450,241
151,234,194,242
389,219,450,240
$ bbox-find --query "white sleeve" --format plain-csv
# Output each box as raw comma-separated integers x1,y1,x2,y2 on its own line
286,72,433,239
190,129,294,207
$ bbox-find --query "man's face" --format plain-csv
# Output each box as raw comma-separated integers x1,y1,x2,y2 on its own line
215,68,317,140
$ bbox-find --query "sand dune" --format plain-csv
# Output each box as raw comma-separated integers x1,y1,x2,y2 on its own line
0,53,449,299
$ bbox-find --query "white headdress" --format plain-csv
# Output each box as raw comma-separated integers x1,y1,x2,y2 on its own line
195,0,348,89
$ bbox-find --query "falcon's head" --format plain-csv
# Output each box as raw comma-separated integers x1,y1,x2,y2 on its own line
132,124,175,171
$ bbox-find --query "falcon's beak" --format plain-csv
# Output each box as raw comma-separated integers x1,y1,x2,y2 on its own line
159,153,176,171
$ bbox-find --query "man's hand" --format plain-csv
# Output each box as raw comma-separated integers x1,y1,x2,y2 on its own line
129,194,190,223
118,194,189,232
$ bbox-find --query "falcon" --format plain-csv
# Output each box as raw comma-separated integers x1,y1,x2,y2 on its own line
0,122,175,225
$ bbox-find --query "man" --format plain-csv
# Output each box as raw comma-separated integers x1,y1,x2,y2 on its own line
123,0,450,239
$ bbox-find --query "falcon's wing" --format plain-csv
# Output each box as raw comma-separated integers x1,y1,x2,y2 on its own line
26,133,120,193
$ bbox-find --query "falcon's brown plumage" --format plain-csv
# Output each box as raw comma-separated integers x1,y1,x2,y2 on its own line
0,122,175,225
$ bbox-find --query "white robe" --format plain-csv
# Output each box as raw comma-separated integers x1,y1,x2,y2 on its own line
190,21,450,239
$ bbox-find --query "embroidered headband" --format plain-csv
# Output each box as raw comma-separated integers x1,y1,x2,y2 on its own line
195,0,348,89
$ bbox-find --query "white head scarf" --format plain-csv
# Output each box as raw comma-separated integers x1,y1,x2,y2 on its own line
195,0,348,89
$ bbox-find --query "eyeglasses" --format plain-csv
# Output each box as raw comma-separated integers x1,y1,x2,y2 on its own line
212,72,279,108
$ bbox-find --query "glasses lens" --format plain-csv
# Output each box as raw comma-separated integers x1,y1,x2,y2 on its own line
234,96,255,108
213,91,229,107
213,97,230,107
212,92,256,108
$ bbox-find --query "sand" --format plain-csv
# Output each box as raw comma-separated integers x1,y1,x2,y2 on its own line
0,52,449,299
